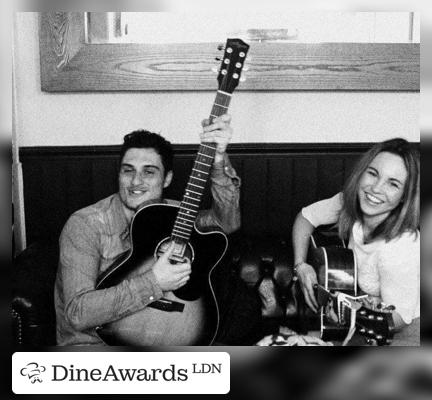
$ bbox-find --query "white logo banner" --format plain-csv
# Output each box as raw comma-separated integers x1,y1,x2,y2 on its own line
12,352,230,394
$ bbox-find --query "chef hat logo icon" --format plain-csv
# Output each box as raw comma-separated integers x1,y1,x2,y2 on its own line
20,362,46,383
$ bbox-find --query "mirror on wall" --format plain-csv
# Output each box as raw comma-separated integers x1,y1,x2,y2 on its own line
86,12,419,44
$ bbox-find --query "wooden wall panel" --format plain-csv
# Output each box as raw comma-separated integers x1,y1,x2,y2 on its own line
20,143,381,244
266,158,293,237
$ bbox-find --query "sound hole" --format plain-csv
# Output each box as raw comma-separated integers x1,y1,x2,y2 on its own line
155,237,195,264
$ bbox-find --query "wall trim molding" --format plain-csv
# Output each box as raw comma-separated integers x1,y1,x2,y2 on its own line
20,142,400,157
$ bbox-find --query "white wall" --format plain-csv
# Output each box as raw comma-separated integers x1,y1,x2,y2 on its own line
14,12,419,147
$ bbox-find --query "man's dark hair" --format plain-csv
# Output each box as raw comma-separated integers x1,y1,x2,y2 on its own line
119,130,174,175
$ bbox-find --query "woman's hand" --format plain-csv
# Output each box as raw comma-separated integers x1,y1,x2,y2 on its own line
296,262,319,312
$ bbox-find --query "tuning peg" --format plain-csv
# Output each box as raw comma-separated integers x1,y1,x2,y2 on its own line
215,57,221,61
239,76,246,82
211,66,219,73
217,44,224,51
243,65,250,72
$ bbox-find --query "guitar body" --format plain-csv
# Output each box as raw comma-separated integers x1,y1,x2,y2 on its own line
308,231,357,341
95,203,228,346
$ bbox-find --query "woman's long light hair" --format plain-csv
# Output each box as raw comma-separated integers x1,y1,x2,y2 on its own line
338,138,419,242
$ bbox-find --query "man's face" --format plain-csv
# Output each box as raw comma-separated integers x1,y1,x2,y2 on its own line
118,148,172,218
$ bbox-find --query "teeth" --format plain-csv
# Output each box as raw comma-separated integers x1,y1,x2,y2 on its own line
131,190,144,194
366,193,383,204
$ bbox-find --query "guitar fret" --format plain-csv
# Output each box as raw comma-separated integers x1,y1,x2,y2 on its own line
172,231,189,240
198,152,213,160
173,225,191,233
188,182,205,189
185,195,200,202
179,210,197,217
182,201,199,208
178,214,196,223
200,144,216,151
192,168,208,175
185,188,201,196
214,103,228,109
176,220,194,228
195,160,211,167
191,175,206,182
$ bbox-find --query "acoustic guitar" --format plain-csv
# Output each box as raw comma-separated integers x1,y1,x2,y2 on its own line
307,231,395,345
95,38,249,346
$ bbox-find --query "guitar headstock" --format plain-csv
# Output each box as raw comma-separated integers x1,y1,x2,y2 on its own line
355,304,395,346
216,38,249,93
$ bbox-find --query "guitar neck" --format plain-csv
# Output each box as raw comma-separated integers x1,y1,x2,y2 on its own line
171,90,232,242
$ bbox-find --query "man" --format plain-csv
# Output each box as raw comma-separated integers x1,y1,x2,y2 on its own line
54,114,240,345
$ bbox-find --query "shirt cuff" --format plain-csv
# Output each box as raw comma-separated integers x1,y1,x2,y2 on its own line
211,153,240,185
133,270,164,306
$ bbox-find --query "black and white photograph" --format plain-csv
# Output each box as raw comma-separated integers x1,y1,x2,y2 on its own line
11,2,432,398
12,9,421,350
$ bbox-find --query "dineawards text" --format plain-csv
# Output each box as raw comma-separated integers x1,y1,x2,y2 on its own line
52,364,189,382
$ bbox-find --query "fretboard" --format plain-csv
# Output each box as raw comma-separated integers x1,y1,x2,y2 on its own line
171,90,231,242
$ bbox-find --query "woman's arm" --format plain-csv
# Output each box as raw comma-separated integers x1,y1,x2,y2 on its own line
292,193,343,312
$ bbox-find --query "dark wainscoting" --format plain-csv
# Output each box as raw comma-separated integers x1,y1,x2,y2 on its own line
20,143,374,245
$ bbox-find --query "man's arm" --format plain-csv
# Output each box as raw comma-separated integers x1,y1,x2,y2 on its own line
57,215,190,332
195,114,241,234
196,153,241,234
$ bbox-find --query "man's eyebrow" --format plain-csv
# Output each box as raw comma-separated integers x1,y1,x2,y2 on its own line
143,164,161,170
120,163,161,170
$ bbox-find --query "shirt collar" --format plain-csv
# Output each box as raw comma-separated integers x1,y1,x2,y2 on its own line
110,193,130,240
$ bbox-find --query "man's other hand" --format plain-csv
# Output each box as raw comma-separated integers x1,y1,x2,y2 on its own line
200,114,233,164
152,242,191,291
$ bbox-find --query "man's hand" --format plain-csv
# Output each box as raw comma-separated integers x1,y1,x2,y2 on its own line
200,114,233,164
296,262,319,313
152,242,191,292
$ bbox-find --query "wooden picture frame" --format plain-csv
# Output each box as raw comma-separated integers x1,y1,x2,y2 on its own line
39,12,419,92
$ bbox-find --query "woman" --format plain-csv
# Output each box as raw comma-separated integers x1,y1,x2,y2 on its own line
292,138,419,344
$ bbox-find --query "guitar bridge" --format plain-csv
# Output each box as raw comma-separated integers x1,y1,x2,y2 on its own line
336,293,368,325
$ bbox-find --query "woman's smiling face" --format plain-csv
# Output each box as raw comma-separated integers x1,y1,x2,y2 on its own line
357,151,408,228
